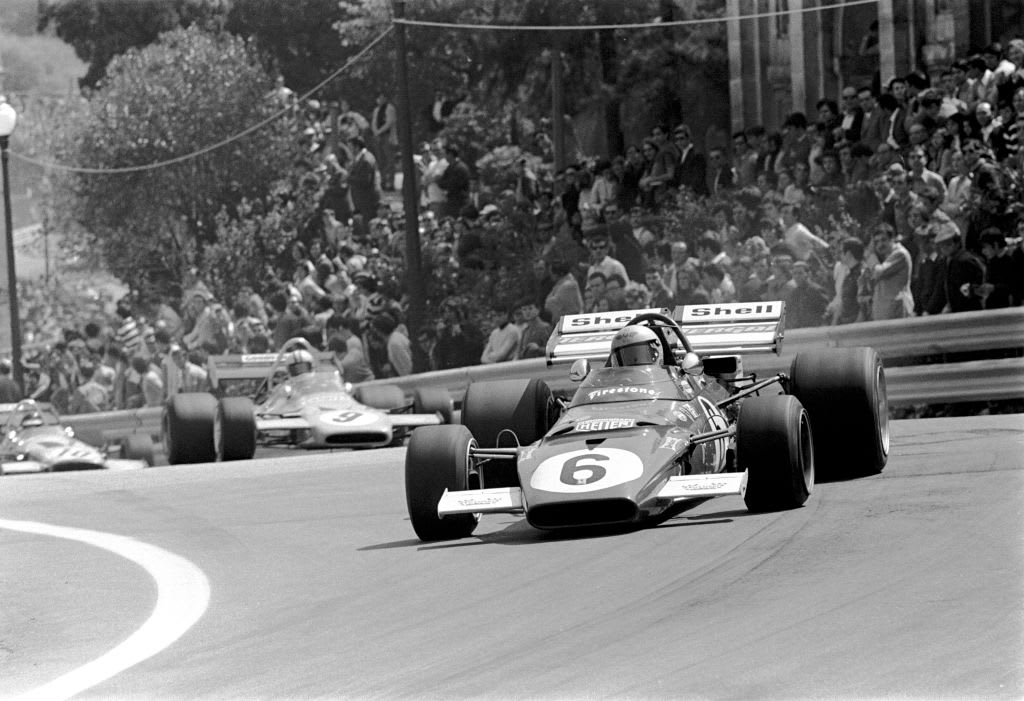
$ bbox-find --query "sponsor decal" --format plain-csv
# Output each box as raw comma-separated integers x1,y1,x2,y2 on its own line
560,334,616,345
574,418,636,432
681,324,778,335
561,308,664,332
685,480,729,491
680,302,780,322
659,436,687,453
586,387,660,400
530,448,644,494
457,495,505,507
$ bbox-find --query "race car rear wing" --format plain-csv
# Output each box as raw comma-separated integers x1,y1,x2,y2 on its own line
207,351,338,388
545,301,786,365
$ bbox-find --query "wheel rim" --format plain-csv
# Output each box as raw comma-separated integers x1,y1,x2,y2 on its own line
214,409,223,461
464,437,482,525
799,410,814,493
875,363,890,457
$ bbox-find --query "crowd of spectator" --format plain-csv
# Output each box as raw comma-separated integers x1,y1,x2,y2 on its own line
6,38,1024,415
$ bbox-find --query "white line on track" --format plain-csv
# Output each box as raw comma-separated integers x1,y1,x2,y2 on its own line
0,519,211,701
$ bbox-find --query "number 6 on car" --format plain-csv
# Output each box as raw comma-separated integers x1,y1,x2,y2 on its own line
405,303,888,542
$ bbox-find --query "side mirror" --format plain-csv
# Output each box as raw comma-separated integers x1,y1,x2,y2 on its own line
681,352,703,375
569,358,591,382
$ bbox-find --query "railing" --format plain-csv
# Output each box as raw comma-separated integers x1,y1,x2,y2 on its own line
62,308,1024,446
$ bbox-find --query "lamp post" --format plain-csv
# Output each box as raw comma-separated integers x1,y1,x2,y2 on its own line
0,100,23,394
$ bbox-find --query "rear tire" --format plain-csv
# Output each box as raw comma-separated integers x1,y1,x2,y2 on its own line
218,397,256,461
123,434,155,467
164,393,217,465
353,384,406,410
414,387,453,424
739,395,814,512
405,425,479,541
789,347,889,480
461,378,555,449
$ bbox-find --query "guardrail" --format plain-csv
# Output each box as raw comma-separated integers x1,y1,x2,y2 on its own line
362,308,1024,402
59,308,1024,445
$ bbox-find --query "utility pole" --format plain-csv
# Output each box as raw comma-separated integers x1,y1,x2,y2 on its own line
551,45,566,172
393,0,427,371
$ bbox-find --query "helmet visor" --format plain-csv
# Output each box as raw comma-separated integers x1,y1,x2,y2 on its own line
615,341,659,366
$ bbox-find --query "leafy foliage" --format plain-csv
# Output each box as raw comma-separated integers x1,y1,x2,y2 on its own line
37,0,226,88
47,25,301,298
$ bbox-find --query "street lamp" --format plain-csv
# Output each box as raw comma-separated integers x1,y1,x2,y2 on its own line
0,100,23,394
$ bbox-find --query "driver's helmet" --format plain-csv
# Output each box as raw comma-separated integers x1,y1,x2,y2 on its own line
286,349,315,377
21,411,44,428
610,326,661,367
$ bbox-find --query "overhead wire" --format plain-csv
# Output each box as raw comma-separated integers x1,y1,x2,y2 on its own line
9,26,394,174
391,0,879,31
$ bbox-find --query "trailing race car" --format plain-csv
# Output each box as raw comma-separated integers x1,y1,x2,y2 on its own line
163,337,453,464
0,399,154,475
405,302,888,541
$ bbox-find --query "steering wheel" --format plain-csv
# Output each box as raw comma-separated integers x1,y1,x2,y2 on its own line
624,312,694,365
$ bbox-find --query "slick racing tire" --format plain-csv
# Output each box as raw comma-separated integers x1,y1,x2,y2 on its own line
414,387,454,424
738,395,814,512
122,434,156,467
217,397,257,461
789,347,889,480
164,393,217,465
405,425,479,541
462,378,555,449
353,384,406,411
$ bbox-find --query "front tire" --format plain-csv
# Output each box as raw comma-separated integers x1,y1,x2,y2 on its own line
789,347,889,480
739,395,814,512
164,393,217,465
405,425,479,541
218,397,256,461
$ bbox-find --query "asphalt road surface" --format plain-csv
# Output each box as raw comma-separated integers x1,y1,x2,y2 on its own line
2,415,1022,700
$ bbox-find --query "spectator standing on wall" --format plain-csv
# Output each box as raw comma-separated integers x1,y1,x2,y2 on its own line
516,300,552,360
480,306,521,364
348,135,381,223
869,224,914,321
0,359,22,402
544,259,584,322
911,221,947,316
326,316,375,383
370,93,398,190
936,228,985,313
787,261,830,328
438,144,471,219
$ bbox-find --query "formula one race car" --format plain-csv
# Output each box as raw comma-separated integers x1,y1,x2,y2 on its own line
405,302,888,541
163,337,453,464
0,399,154,475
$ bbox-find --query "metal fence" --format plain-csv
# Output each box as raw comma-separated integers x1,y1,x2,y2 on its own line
63,308,1024,447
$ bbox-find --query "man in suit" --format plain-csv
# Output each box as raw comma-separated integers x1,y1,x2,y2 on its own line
839,86,865,144
673,124,708,197
371,93,398,190
705,147,735,196
858,86,888,151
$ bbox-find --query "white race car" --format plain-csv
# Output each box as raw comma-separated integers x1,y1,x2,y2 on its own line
163,337,452,464
0,400,153,475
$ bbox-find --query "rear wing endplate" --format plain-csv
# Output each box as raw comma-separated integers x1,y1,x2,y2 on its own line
545,301,786,365
207,351,337,388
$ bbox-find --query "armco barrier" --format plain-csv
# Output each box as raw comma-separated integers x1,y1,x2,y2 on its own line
57,309,1024,443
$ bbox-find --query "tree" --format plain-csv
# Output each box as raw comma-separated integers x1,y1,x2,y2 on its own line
37,0,226,89
46,25,301,297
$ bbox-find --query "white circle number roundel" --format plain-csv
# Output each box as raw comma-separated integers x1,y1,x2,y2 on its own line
530,448,644,494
